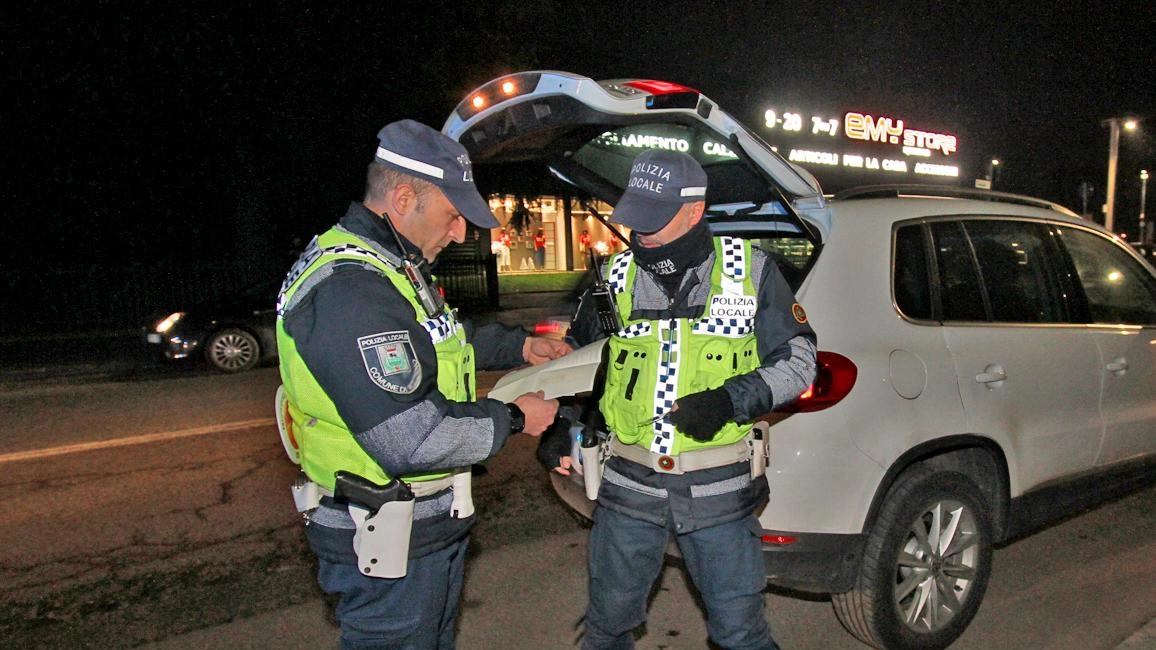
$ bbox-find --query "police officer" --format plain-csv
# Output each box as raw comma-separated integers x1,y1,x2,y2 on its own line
546,150,817,650
277,119,568,650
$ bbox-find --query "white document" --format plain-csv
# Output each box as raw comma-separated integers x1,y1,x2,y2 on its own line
488,339,607,402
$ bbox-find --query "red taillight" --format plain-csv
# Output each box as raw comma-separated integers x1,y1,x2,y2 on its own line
622,79,698,95
761,534,797,545
622,80,701,111
777,351,857,413
533,321,564,336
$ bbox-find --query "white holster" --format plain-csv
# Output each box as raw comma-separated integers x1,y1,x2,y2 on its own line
580,435,607,501
291,468,473,579
750,421,769,479
292,474,321,512
347,499,415,579
450,469,474,519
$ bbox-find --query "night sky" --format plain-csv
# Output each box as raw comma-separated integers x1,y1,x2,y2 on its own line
7,1,1155,271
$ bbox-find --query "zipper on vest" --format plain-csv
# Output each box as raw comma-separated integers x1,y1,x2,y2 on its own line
663,318,678,365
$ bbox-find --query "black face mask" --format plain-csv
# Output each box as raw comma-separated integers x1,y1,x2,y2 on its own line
629,218,712,277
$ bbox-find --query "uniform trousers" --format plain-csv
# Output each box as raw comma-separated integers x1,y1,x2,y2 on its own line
583,506,779,650
316,536,469,650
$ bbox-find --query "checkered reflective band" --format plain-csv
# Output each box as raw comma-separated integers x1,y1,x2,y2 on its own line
692,236,754,337
321,243,399,266
277,241,405,319
606,251,633,294
720,236,745,280
616,322,652,339
650,318,680,455
422,311,459,343
692,318,753,337
277,236,324,316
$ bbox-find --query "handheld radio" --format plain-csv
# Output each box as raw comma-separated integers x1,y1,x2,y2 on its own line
401,257,446,318
589,249,622,335
380,210,447,318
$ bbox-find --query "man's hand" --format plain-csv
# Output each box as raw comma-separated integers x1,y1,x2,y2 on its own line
513,390,560,437
523,336,573,365
668,387,734,442
551,456,576,476
536,417,574,475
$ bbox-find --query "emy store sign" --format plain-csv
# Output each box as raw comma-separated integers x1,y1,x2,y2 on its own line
762,107,960,181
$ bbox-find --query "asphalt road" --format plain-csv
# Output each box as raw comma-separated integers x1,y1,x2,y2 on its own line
0,365,581,649
141,483,1156,650
1,332,1154,649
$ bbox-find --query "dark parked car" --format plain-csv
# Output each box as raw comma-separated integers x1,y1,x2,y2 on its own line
144,281,278,373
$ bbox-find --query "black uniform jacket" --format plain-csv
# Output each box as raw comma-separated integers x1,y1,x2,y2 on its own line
283,203,531,560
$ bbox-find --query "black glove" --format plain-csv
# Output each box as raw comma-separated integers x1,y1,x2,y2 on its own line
669,387,734,442
536,417,573,471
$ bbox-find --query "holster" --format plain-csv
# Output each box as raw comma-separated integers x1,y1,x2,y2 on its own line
450,469,474,519
347,501,414,579
750,421,769,479
333,471,415,579
580,429,606,501
291,473,321,512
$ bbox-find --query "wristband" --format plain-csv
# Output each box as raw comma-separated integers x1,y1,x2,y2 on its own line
505,402,526,434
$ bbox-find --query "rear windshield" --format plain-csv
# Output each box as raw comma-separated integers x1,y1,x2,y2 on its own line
572,123,783,209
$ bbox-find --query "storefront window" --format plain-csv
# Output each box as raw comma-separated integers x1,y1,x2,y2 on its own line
487,194,619,273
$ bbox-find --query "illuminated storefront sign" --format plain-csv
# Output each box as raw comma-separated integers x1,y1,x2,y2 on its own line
765,107,960,180
590,106,961,183
594,132,739,159
844,112,957,156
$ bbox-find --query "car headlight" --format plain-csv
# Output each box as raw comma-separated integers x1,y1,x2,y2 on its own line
155,312,185,334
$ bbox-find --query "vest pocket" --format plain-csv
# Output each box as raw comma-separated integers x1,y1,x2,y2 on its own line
689,338,735,393
602,336,657,445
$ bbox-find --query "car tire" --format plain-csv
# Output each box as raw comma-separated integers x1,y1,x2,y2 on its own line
204,328,260,373
832,468,993,650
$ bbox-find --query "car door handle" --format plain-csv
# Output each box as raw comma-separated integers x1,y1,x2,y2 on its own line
975,364,1007,385
1106,357,1128,374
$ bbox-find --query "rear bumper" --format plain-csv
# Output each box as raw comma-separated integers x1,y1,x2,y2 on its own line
760,529,866,593
550,471,596,521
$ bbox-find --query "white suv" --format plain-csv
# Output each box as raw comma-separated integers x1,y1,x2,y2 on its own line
450,71,1156,650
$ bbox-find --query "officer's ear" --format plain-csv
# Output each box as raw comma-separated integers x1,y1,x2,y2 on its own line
687,201,706,225
389,183,420,219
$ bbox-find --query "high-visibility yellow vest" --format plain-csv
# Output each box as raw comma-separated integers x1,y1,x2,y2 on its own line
276,226,474,490
600,237,759,456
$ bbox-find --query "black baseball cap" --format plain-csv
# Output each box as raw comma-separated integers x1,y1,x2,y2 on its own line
374,120,499,228
609,150,708,232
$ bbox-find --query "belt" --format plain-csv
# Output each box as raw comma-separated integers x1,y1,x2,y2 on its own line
294,472,460,512
609,433,753,475
407,474,456,498
314,473,455,498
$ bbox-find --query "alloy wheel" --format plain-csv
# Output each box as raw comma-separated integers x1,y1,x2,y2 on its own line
207,329,259,372
893,498,981,633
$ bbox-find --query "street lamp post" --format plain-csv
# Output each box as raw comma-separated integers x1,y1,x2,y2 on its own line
1103,117,1138,233
988,158,1000,189
1078,180,1094,219
1141,169,1150,247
